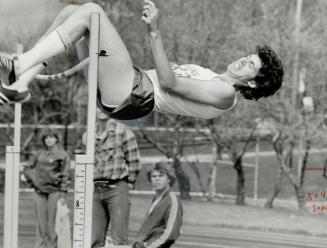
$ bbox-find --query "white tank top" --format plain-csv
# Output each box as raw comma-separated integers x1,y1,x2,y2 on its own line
145,64,237,119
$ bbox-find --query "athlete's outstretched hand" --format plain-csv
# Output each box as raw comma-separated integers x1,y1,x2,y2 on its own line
141,0,159,34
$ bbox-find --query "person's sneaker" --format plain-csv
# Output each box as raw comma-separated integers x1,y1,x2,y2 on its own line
0,52,19,84
0,79,31,105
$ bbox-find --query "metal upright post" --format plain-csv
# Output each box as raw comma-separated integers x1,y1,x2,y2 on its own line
73,12,99,248
3,44,23,248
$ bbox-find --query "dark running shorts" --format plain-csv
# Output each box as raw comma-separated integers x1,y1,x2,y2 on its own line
97,66,154,120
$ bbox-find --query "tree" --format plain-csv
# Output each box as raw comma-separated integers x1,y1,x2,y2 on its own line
200,99,259,205
137,115,195,199
257,0,327,210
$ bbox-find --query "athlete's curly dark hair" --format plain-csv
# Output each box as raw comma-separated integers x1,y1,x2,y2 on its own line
234,45,284,100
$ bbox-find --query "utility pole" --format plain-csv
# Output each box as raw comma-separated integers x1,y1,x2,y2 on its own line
291,0,303,107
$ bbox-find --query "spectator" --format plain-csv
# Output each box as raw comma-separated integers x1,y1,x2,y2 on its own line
88,109,141,247
22,128,71,248
133,161,183,248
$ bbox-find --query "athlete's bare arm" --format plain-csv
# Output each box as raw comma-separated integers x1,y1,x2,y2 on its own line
172,77,235,109
143,0,235,109
142,1,176,90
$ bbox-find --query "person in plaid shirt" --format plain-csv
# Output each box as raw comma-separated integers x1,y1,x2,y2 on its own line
86,109,141,247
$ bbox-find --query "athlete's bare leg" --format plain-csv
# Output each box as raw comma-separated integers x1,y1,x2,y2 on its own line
4,3,134,106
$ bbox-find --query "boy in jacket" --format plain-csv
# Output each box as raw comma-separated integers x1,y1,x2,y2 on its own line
133,162,183,248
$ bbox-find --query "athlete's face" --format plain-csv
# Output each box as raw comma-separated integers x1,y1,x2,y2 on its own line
227,54,262,81
151,170,170,191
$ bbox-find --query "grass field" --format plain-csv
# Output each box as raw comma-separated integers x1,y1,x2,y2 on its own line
134,151,327,201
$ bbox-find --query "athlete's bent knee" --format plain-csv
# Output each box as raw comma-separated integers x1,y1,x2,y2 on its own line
82,2,104,14
63,4,79,13
73,3,105,31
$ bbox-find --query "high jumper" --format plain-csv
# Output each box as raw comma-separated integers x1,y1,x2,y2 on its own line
0,0,284,120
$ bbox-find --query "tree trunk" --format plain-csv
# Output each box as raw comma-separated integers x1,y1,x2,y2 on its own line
299,139,310,186
265,166,283,208
188,162,207,199
207,143,221,201
173,158,191,200
295,186,306,211
63,120,69,151
63,76,75,151
0,169,4,192
234,157,245,205
75,85,87,151
208,165,217,201
22,128,40,161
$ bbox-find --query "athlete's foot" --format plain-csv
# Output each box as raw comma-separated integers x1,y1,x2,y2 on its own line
0,52,20,84
0,79,31,105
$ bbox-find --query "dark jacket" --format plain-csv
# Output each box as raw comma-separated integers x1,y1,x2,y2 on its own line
24,146,71,194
